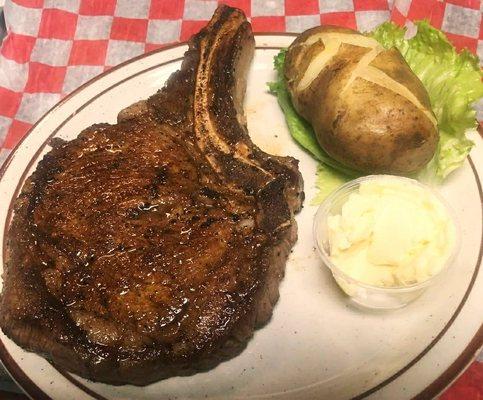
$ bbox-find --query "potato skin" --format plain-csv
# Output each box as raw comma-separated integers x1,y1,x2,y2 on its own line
284,26,438,174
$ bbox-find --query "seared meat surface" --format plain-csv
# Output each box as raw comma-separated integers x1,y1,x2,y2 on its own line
0,6,303,385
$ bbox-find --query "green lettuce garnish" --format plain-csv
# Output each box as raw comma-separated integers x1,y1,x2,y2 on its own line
268,21,483,202
311,164,350,205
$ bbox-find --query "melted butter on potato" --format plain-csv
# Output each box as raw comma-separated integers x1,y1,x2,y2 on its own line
285,26,438,174
295,32,382,91
297,39,341,91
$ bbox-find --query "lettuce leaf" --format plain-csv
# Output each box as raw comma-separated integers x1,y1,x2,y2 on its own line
268,21,483,202
311,164,350,205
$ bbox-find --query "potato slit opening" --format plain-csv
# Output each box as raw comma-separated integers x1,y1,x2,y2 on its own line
361,66,437,126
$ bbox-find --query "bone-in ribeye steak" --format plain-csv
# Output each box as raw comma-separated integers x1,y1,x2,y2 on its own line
0,6,303,385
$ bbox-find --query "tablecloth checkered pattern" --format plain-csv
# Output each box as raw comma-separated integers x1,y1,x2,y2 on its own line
0,0,481,399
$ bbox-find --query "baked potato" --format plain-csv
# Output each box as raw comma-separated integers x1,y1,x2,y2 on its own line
284,26,438,174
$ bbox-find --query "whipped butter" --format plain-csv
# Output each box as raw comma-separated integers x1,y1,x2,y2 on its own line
327,177,456,287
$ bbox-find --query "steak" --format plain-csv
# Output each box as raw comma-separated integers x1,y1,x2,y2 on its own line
0,5,303,385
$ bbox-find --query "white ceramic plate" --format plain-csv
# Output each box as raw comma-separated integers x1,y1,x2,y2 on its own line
0,34,481,400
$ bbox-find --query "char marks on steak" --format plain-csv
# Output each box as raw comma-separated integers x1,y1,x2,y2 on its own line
0,6,303,385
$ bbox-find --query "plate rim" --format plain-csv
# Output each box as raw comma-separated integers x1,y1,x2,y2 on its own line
0,33,481,400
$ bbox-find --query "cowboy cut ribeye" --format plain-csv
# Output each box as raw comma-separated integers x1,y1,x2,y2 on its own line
0,5,303,385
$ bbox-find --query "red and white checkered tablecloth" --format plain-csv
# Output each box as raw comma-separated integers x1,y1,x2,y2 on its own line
0,0,481,399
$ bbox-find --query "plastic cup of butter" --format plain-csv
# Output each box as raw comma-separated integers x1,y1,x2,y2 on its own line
313,174,460,310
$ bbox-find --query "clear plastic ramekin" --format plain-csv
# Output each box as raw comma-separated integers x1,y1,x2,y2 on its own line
313,175,460,310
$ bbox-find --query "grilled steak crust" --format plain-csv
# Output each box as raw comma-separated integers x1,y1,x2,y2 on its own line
0,6,303,385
